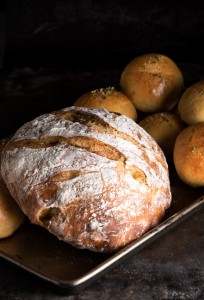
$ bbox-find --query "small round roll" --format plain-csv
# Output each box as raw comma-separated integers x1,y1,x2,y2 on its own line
173,123,204,187
74,86,138,121
178,80,204,125
139,112,186,161
0,138,25,239
120,53,184,113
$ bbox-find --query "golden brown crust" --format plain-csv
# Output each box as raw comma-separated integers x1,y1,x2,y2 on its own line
74,87,138,121
173,122,204,187
0,138,25,239
1,107,171,252
178,80,204,125
120,53,184,113
139,112,186,161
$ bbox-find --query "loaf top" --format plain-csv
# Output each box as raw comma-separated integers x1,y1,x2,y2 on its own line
1,106,171,252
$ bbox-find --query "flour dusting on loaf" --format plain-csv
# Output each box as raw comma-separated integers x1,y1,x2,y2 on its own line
1,106,171,252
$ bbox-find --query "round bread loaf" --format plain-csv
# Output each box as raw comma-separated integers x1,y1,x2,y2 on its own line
178,80,204,125
1,106,171,252
0,138,25,239
139,112,186,161
74,86,138,121
173,122,204,187
120,53,184,113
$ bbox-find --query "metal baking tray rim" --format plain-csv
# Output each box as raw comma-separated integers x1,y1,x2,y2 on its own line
0,195,203,293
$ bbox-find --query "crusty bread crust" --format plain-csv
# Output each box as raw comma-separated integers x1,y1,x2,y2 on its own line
1,107,171,252
0,138,25,239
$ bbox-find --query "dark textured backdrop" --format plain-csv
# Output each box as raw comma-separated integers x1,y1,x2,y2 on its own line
4,0,204,68
1,0,204,137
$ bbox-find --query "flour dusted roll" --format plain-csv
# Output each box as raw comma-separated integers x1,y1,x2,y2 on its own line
1,106,171,252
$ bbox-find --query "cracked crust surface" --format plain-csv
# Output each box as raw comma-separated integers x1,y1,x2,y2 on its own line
1,106,171,252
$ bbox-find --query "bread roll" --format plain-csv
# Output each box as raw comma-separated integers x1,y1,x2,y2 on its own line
178,80,204,125
173,122,204,187
74,86,138,121
1,106,171,252
139,112,186,160
0,138,25,239
120,53,184,113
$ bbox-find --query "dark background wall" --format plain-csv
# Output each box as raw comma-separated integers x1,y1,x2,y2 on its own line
1,0,204,138
3,0,204,69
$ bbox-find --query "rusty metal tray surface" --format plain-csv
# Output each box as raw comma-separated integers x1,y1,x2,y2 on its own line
0,165,203,293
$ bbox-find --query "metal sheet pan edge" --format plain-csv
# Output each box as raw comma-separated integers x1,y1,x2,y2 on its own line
0,195,203,293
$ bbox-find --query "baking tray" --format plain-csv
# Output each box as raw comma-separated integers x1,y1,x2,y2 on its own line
0,164,203,294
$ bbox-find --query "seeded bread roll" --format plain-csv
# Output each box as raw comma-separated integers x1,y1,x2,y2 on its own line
139,112,186,161
74,86,138,121
1,106,171,252
173,122,204,187
178,80,204,125
0,138,25,239
120,53,184,113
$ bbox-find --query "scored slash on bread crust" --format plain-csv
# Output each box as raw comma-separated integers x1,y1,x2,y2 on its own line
1,106,171,252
